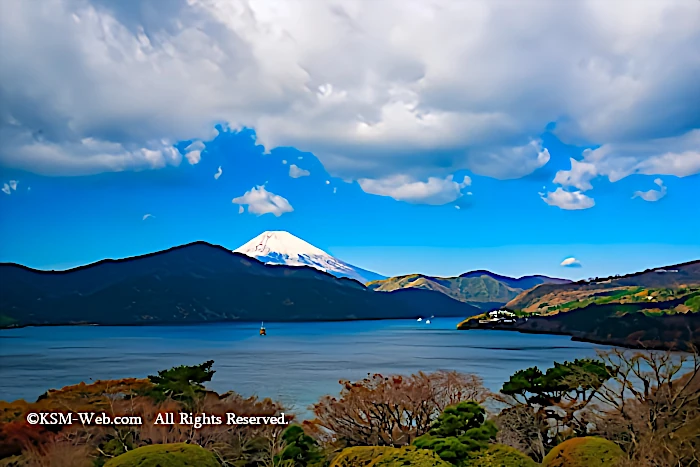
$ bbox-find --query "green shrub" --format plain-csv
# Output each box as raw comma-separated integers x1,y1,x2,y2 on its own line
543,437,624,467
274,425,324,466
103,443,220,467
330,446,395,467
413,401,497,464
466,444,538,466
373,446,452,466
330,446,451,467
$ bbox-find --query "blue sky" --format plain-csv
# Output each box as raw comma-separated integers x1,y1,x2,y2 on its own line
1,126,698,280
0,0,699,280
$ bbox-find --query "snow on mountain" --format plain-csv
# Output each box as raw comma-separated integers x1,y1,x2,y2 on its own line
233,231,386,284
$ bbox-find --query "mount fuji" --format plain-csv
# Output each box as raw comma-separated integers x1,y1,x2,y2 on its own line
233,231,386,284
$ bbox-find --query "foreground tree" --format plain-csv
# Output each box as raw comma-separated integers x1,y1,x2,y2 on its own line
146,360,216,408
498,358,613,453
309,370,490,447
591,347,700,466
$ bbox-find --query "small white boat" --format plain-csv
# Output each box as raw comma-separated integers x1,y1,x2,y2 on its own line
417,317,423,322
425,319,431,324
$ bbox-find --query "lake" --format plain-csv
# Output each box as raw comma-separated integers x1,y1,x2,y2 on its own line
0,318,610,417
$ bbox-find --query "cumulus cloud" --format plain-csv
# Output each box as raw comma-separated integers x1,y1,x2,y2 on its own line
289,164,310,178
1,183,10,195
9,180,18,190
214,166,222,179
184,141,204,165
633,178,667,202
282,160,288,165
358,174,471,205
553,130,700,193
553,159,598,191
333,187,337,194
142,213,154,220
541,188,595,210
561,257,582,268
0,0,697,187
232,185,293,217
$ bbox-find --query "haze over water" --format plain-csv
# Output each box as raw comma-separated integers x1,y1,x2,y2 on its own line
0,319,609,417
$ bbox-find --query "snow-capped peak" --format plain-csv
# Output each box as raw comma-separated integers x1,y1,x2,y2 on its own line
233,231,385,284
234,231,329,260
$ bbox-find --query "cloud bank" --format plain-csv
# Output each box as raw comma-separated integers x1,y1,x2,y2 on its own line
0,0,697,193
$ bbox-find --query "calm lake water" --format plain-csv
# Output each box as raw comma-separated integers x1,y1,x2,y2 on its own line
0,319,610,417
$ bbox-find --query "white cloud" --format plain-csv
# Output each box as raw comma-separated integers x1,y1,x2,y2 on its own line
238,205,244,214
455,205,461,210
578,130,700,183
9,180,18,190
282,160,288,165
184,141,204,165
1,183,10,195
289,164,310,178
214,166,222,179
333,187,337,194
561,257,582,268
325,180,330,185
633,178,667,202
232,185,293,217
358,174,471,205
142,213,154,220
0,0,697,188
541,188,595,210
553,158,598,191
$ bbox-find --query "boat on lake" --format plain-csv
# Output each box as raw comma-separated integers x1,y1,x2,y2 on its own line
259,322,266,336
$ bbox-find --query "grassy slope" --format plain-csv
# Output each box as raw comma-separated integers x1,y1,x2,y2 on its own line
368,274,526,306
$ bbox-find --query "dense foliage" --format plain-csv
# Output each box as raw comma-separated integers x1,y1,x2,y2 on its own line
274,425,324,467
413,402,497,464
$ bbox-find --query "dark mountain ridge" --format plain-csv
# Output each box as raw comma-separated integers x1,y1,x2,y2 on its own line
0,242,482,328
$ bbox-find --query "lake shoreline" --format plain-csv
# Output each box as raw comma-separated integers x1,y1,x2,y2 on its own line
457,323,693,352
0,315,470,331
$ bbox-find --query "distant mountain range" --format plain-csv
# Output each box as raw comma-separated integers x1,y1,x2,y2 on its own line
233,231,386,284
458,260,700,350
368,271,570,311
0,241,482,328
505,260,700,311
